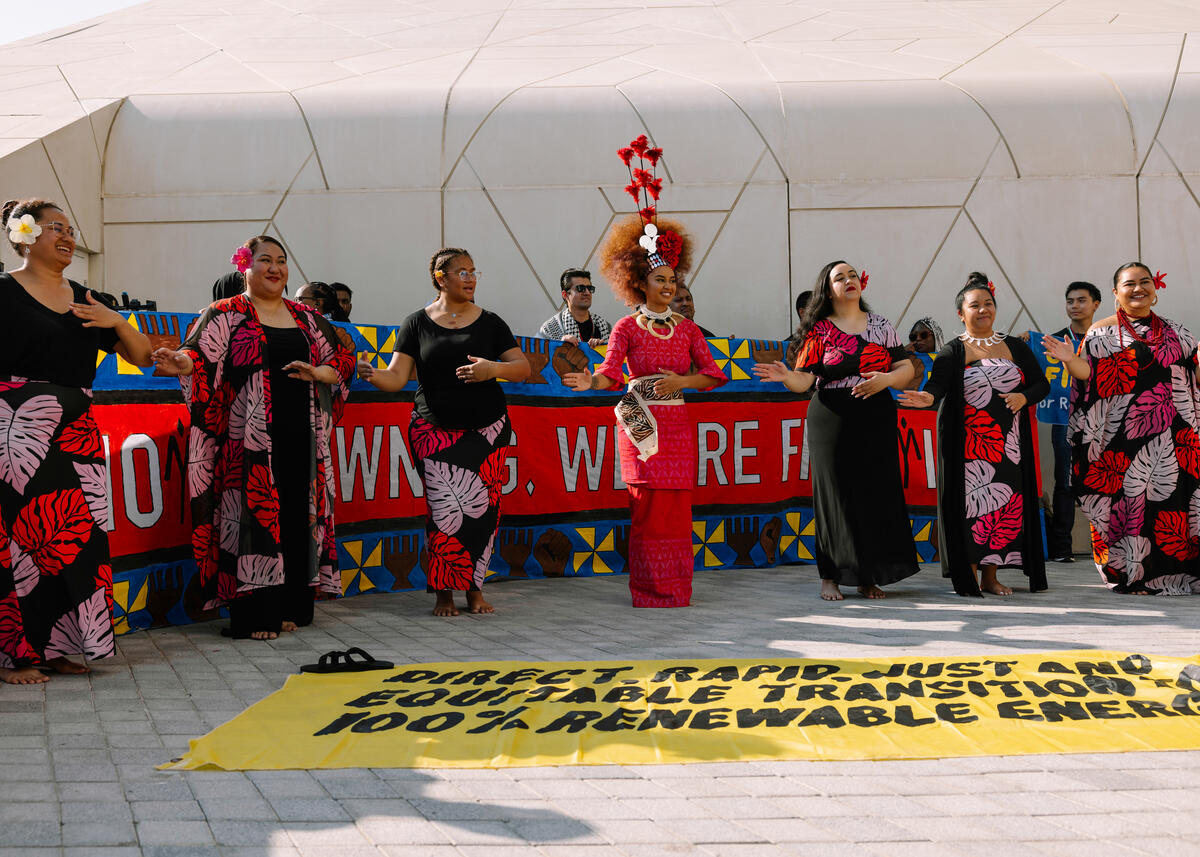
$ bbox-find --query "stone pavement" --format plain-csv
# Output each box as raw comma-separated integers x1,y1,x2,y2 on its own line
3,561,1200,857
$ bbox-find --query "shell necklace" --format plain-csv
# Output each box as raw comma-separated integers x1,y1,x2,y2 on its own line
958,331,1005,348
636,304,678,340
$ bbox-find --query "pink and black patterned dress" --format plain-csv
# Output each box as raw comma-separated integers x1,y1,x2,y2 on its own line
961,358,1028,568
179,294,354,617
1070,314,1200,594
794,313,919,588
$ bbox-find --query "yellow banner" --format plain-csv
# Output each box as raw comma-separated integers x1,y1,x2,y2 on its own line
164,651,1200,770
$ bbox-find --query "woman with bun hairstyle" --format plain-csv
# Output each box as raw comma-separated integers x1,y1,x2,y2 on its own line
0,198,152,683
562,136,727,607
1046,262,1200,594
154,236,355,639
754,261,918,600
899,273,1049,596
357,248,530,617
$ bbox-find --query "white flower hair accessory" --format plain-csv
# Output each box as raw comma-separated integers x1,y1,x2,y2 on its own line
6,214,41,246
638,222,658,253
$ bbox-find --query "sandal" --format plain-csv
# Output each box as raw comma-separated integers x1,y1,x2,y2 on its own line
300,647,394,674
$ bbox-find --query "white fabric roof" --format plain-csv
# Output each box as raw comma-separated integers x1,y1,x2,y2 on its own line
2,0,1199,334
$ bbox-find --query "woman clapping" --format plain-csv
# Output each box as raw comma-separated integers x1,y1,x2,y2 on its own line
1045,263,1200,595
899,273,1048,596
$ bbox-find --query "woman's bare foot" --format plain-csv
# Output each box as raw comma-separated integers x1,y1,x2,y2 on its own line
281,621,298,632
466,591,495,614
858,584,886,599
979,567,1012,596
820,580,843,601
45,657,89,675
249,630,278,640
433,591,460,617
0,666,49,684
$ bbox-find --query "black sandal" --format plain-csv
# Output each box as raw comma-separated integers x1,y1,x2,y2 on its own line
300,647,394,673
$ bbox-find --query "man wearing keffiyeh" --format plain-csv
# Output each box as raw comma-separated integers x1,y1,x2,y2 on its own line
537,268,612,347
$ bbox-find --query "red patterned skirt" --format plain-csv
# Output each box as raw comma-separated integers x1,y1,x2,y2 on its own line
0,378,114,668
409,412,511,592
627,486,693,607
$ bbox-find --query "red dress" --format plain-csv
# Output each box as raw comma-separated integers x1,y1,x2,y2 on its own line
596,314,727,606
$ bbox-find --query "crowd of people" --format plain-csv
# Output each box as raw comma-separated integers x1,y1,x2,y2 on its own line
2,136,1198,681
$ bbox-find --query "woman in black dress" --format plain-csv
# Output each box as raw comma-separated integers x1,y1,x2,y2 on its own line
357,247,530,617
754,261,918,600
0,198,153,683
899,273,1049,596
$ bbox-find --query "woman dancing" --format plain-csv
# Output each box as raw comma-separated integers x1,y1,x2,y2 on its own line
899,273,1048,596
754,262,918,600
562,136,726,607
0,198,152,682
358,248,530,616
1046,263,1200,594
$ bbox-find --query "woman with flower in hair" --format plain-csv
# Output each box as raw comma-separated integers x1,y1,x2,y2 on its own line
0,198,152,683
754,262,918,601
1045,263,1200,594
357,248,530,617
899,273,1048,596
563,214,726,607
561,138,727,608
153,236,355,639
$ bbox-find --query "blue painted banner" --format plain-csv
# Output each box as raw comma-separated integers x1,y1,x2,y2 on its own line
1027,330,1072,426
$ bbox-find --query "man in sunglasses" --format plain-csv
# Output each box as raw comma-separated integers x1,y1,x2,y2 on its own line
537,268,612,347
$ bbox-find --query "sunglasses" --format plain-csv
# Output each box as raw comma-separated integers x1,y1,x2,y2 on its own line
569,284,595,294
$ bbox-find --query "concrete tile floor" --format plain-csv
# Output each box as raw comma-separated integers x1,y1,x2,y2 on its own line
2,561,1199,856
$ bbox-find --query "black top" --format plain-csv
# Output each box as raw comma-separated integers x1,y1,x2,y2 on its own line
577,317,594,344
0,273,119,388
394,308,519,430
263,325,311,434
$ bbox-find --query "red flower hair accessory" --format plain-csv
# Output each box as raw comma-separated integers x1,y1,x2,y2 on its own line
618,133,674,265
655,231,682,269
859,270,868,289
1153,270,1167,290
231,246,252,273
987,281,995,297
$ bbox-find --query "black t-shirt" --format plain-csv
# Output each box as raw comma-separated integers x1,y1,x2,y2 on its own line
0,273,119,388
577,317,594,343
395,308,519,429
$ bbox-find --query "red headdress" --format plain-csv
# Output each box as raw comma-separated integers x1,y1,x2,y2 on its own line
618,134,682,269
1153,270,1167,290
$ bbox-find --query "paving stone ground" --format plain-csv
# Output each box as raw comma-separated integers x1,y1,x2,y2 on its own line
2,560,1200,857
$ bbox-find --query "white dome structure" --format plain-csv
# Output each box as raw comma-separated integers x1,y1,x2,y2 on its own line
2,0,1199,337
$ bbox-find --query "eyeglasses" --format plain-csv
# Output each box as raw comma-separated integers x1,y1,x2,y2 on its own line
446,270,480,281
570,285,596,293
40,222,76,238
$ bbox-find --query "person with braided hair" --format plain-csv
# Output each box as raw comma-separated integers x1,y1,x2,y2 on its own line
358,248,530,616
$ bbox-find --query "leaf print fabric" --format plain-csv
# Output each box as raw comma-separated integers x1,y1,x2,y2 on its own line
409,412,511,592
796,314,905,391
0,394,62,493
961,359,1027,567
1070,315,1200,594
178,294,354,611
0,379,115,668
